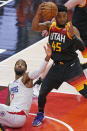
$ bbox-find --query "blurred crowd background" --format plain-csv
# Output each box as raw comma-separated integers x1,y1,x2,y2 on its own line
14,0,73,26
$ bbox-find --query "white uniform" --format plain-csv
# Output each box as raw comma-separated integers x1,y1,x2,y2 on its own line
9,77,33,115
0,59,48,128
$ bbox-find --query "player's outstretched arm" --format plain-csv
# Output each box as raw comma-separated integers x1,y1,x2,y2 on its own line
22,44,52,84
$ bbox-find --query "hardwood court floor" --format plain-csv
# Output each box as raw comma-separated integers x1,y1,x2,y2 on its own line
0,88,87,131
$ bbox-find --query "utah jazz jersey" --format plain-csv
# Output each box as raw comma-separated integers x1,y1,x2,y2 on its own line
49,22,78,63
72,0,87,42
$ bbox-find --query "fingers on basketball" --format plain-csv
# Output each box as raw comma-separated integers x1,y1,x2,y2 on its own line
40,2,58,21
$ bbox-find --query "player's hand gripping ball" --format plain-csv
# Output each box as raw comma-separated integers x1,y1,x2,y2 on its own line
40,2,58,21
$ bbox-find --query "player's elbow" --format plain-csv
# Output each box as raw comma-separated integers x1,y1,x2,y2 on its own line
32,25,41,32
32,22,39,32
32,22,42,32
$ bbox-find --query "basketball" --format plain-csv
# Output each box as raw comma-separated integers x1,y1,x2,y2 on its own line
40,2,58,21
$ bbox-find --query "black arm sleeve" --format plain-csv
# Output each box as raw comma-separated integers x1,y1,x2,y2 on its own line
72,35,85,51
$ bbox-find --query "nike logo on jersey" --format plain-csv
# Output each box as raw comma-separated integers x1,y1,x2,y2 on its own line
50,32,66,43
70,63,75,67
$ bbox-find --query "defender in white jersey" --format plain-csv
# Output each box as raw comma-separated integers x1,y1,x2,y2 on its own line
0,43,52,128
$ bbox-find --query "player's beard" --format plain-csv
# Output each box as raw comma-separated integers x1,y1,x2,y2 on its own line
15,69,25,76
57,19,68,28
57,21,68,28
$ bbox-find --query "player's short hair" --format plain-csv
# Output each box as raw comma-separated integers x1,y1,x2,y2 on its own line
58,5,67,12
15,59,27,69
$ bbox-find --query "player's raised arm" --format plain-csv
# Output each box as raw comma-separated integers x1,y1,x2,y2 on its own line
32,3,52,32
